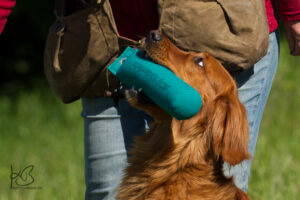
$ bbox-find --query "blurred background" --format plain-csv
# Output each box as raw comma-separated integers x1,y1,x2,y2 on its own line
0,1,299,199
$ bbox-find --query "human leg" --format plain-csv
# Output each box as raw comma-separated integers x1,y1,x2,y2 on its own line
82,98,152,200
224,31,280,192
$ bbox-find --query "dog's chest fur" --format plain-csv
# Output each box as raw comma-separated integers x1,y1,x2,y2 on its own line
117,124,238,200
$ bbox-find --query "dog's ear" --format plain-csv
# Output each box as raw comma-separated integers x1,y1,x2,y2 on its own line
209,94,251,166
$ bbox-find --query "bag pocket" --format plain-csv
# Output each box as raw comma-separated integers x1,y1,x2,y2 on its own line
44,3,120,103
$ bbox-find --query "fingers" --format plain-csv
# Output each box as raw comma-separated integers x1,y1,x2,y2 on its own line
293,39,300,56
285,26,295,54
292,30,300,55
284,21,300,56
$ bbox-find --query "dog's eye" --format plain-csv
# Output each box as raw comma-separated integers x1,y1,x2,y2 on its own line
193,57,204,68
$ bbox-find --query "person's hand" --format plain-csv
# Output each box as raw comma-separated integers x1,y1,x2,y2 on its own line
284,20,300,56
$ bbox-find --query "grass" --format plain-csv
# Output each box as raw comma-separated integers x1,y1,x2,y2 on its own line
0,33,299,200
248,32,300,199
0,82,85,200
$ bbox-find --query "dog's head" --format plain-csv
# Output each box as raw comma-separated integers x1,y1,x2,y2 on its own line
130,30,250,165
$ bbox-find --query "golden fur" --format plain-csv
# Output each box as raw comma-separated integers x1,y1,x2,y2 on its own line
117,31,251,200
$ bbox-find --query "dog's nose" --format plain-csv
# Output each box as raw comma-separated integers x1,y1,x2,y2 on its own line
146,30,162,43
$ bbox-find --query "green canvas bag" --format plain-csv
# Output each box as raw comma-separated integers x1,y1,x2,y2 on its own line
44,0,269,103
44,1,122,103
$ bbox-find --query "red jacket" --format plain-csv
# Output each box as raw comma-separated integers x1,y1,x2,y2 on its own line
1,0,299,37
0,0,16,34
110,0,300,40
265,0,300,33
109,0,159,41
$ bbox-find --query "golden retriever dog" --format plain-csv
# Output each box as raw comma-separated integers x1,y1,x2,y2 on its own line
117,30,251,200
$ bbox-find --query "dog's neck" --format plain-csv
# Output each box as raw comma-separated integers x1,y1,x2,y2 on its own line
120,120,237,200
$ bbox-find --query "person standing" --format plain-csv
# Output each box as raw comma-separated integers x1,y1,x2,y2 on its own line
44,0,300,199
224,0,300,191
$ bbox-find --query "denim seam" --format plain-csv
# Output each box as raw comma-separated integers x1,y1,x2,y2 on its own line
88,150,127,160
82,115,121,119
238,33,276,189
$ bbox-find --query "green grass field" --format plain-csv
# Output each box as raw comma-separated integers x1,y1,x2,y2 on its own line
248,34,300,199
0,33,299,200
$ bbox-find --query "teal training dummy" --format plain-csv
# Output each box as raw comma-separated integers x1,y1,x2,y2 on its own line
108,47,202,120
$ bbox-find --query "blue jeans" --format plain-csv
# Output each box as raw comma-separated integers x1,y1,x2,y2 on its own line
81,98,152,200
224,31,279,191
81,31,279,199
